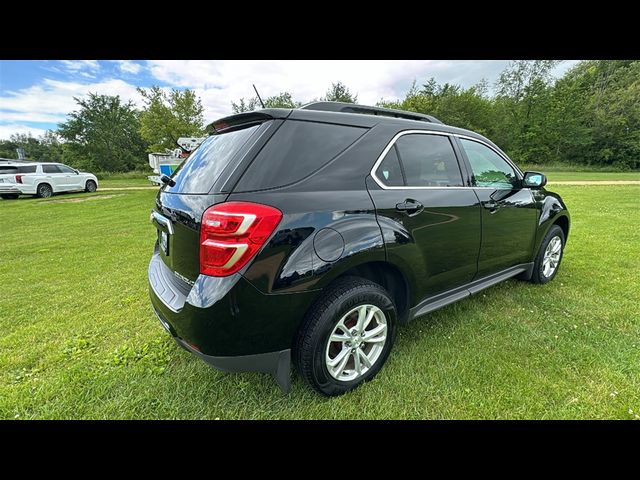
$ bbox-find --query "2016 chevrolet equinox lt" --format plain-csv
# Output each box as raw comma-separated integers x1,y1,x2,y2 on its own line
148,101,570,396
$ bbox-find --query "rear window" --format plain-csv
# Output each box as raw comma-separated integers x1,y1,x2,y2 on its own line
0,165,37,174
165,124,262,194
234,120,366,191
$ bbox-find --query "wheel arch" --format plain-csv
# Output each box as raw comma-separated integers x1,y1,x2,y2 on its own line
553,214,570,241
36,181,53,194
324,260,411,323
533,193,570,259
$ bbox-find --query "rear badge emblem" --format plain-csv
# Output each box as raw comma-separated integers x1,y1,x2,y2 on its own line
174,271,195,286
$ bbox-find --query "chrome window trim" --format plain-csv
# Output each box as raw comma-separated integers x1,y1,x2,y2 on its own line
370,129,523,190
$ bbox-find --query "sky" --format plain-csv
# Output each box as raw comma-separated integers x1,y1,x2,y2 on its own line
0,60,580,140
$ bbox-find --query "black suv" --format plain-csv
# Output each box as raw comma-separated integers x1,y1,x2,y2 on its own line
149,102,570,396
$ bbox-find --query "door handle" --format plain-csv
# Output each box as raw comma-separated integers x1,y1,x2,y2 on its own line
482,200,500,213
396,200,424,215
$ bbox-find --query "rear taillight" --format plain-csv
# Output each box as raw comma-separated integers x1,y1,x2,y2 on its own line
199,202,282,277
15,175,23,183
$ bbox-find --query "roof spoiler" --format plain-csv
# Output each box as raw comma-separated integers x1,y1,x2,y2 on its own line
300,101,443,124
205,110,290,134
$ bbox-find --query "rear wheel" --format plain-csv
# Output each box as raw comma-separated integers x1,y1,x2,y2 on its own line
1,194,19,200
85,180,97,193
295,276,397,396
37,183,53,198
530,225,565,284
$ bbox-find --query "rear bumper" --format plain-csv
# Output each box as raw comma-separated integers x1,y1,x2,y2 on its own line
0,184,22,195
148,250,318,392
152,304,292,392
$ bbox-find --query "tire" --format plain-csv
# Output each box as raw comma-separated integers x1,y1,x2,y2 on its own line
294,276,397,396
529,225,565,284
37,183,53,198
85,180,97,193
1,194,19,200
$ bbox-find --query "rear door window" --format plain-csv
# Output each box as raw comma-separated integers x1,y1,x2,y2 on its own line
377,133,463,187
18,166,37,173
42,165,62,174
234,120,366,191
165,123,263,194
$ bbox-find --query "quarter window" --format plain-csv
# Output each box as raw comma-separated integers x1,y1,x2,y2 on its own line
375,145,405,186
459,138,517,189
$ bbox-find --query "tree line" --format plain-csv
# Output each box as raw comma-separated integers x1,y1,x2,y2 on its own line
1,60,638,171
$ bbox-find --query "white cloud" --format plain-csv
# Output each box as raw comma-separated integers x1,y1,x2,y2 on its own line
0,78,143,126
60,60,100,74
117,60,142,75
0,124,48,139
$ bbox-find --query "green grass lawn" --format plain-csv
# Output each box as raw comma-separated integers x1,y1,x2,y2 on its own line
545,171,640,182
1,181,639,419
99,177,156,188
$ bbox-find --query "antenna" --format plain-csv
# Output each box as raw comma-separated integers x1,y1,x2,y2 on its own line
253,84,266,109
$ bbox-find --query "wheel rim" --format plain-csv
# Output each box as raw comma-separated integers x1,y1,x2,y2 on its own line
325,304,388,382
542,235,562,277
88,182,96,192
40,185,52,197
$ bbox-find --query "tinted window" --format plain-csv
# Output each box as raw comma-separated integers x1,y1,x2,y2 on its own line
395,134,463,187
42,165,62,174
18,166,37,173
166,124,261,194
235,120,366,191
375,145,404,186
0,166,18,174
460,138,517,189
57,165,76,174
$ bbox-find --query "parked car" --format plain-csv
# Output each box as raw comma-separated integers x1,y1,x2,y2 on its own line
0,161,98,199
148,102,570,396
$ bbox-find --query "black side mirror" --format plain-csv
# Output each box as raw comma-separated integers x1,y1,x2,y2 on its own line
160,174,176,187
74,169,80,175
522,171,547,189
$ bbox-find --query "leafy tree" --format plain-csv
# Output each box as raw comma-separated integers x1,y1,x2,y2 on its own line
379,78,495,136
231,97,260,113
323,81,357,103
492,60,561,163
138,86,205,152
0,131,64,162
231,91,300,113
58,93,147,172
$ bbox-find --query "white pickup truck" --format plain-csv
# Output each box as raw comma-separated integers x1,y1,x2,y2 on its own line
0,161,99,199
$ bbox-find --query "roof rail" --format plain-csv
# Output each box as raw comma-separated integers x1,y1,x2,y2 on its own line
299,101,443,124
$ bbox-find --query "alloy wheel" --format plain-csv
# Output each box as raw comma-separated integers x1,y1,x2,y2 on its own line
325,304,388,382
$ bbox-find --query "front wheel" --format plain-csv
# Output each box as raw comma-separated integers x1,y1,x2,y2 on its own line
530,225,565,284
294,277,397,396
85,180,97,193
